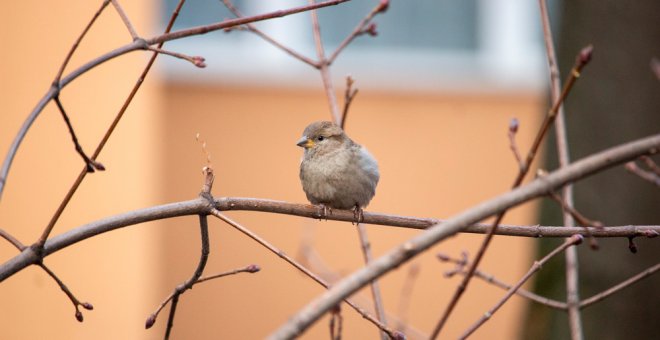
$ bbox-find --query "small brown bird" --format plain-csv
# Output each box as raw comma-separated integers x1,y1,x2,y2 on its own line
297,121,379,220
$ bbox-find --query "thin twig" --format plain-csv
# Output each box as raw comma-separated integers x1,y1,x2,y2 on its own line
53,0,111,83
298,243,426,338
221,0,318,68
538,1,586,337
460,235,583,339
149,165,214,336
146,46,206,68
547,189,601,249
508,118,524,170
145,264,259,330
356,223,389,340
209,209,400,338
547,191,603,229
0,229,95,321
437,253,567,310
327,0,389,65
110,0,139,40
329,305,343,340
430,45,594,339
309,0,342,124
625,161,660,187
195,264,261,284
39,262,94,322
340,76,359,129
146,214,210,338
0,228,25,250
395,263,421,331
579,262,660,309
641,156,660,174
53,96,105,173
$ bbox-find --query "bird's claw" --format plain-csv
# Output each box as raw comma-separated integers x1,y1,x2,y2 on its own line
317,204,332,220
352,205,364,225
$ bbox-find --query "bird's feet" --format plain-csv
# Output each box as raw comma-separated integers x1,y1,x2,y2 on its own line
316,204,332,220
352,205,364,225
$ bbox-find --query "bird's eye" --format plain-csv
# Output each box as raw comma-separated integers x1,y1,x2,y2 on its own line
317,136,325,141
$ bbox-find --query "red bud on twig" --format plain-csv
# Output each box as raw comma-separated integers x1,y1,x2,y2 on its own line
377,0,389,13
145,315,156,329
577,45,594,67
246,264,261,273
509,118,519,134
192,56,207,68
365,23,378,36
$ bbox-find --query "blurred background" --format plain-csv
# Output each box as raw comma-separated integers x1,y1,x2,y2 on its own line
0,1,657,339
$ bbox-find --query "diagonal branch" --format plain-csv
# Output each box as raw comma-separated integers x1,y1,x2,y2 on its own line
460,235,584,338
54,0,111,83
53,95,105,173
221,0,318,68
209,209,400,338
267,132,660,339
110,0,139,40
327,0,389,65
579,262,660,309
430,44,594,339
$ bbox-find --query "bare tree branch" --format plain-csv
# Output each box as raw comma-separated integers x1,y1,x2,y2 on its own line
221,0,319,68
438,253,568,310
268,132,660,339
430,44,594,339
538,0,586,336
460,235,584,338
0,0,352,202
309,0,342,124
209,209,399,338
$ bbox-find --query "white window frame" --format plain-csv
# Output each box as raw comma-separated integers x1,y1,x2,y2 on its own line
159,0,546,94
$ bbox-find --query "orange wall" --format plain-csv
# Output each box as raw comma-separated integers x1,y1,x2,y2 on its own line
1,2,543,339
0,1,162,340
156,84,543,339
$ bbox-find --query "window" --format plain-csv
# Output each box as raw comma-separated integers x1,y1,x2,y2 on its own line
160,0,549,92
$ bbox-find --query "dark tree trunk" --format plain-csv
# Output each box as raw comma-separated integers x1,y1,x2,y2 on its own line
523,1,660,339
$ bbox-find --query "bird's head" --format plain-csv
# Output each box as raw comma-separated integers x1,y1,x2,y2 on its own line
296,121,349,156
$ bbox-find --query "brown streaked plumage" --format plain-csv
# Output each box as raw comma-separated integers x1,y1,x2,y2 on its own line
297,121,379,217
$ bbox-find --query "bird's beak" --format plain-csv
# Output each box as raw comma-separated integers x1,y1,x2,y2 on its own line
296,136,315,148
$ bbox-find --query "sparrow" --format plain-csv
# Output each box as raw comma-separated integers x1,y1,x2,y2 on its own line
296,121,379,221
